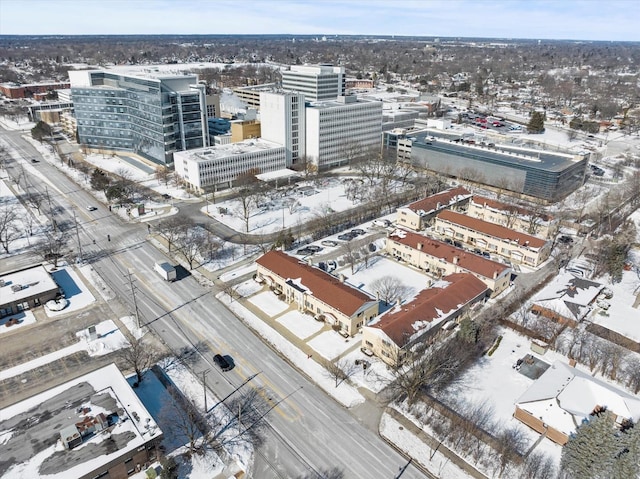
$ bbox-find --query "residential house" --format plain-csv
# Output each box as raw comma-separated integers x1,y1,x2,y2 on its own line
434,210,551,267
514,361,640,445
255,251,379,336
362,273,488,365
467,195,558,239
396,186,472,231
385,228,511,297
530,272,603,326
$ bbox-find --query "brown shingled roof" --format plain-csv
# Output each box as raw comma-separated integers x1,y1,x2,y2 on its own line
437,210,547,248
387,228,509,279
369,273,487,347
256,250,374,317
471,196,553,222
407,186,471,215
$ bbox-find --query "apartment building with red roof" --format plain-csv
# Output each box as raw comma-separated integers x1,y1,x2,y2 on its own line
434,210,552,267
467,195,558,239
396,185,472,231
362,273,488,365
385,228,511,297
255,250,379,336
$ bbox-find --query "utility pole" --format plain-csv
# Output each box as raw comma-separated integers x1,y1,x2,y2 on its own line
127,269,141,330
202,369,210,413
73,209,82,261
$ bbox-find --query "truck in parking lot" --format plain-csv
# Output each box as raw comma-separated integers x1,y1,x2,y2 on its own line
154,262,177,281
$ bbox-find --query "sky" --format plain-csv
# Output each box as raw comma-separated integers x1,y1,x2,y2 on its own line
0,0,638,42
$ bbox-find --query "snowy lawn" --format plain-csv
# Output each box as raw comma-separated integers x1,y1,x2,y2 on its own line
307,330,360,361
219,292,365,408
341,347,395,394
0,310,36,334
46,265,96,316
218,263,257,282
439,327,564,463
589,250,640,342
380,412,473,479
276,310,325,340
233,278,264,298
247,290,289,317
342,255,430,304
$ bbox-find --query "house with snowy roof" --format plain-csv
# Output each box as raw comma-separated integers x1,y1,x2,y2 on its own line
0,363,162,479
467,195,558,239
434,210,552,267
396,186,472,231
385,227,511,297
514,361,640,445
529,271,603,326
362,273,488,365
0,264,61,318
255,250,379,336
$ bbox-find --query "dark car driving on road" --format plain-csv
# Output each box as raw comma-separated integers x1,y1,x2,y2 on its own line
214,354,232,372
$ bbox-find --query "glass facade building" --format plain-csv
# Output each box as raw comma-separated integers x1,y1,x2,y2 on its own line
69,71,208,165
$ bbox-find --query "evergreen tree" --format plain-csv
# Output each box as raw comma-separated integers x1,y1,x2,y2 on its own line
561,412,640,479
527,111,545,133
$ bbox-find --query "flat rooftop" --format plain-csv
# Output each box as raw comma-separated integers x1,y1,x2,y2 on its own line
0,264,59,305
187,138,284,162
0,363,162,479
411,131,581,172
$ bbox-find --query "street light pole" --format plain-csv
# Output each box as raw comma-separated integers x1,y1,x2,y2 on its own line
202,369,210,412
127,269,141,330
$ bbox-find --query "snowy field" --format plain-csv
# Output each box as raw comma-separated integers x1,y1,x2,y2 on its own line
276,310,324,340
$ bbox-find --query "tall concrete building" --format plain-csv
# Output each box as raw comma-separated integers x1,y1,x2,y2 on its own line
305,95,383,169
69,70,208,165
281,65,345,102
260,91,306,166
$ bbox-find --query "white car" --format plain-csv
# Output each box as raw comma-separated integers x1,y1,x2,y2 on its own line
86,206,98,211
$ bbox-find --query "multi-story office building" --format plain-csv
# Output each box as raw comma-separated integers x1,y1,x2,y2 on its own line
69,70,208,165
233,83,277,109
282,65,345,102
173,139,286,193
260,91,306,166
305,95,382,169
403,132,588,202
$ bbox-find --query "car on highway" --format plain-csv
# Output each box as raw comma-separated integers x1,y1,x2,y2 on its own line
86,206,98,211
213,354,233,372
31,158,39,163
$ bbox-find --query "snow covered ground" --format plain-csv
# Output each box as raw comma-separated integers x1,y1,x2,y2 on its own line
0,310,36,334
276,310,324,340
247,290,289,317
46,264,96,316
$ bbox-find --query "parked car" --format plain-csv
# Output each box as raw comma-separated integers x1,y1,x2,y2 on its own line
481,251,491,259
558,235,574,244
213,354,232,372
327,260,337,271
372,219,391,227
321,240,339,247
306,245,324,253
297,247,314,255
350,229,366,236
337,233,355,241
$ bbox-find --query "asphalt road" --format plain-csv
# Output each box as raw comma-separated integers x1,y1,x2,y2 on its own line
1,126,426,478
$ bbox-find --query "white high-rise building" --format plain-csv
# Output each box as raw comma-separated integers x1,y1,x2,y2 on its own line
259,91,306,166
305,95,383,170
281,65,345,102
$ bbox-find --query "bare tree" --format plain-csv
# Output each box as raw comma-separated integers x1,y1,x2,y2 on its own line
0,203,21,254
324,356,357,388
369,276,411,305
155,165,173,186
31,231,69,267
233,185,263,234
338,240,358,274
177,226,206,270
623,357,640,394
157,216,194,253
116,333,162,384
160,385,210,455
522,451,557,479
